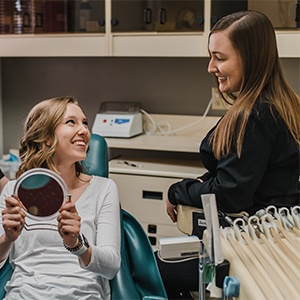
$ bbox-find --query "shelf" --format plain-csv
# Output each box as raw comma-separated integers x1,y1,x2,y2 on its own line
112,33,208,57
0,34,108,57
0,30,298,58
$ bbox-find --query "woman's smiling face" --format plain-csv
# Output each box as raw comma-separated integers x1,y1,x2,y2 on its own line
208,30,244,94
52,103,90,166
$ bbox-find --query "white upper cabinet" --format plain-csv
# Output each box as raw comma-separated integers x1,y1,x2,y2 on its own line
0,0,299,57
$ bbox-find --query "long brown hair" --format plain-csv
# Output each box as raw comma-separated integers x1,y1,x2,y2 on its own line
16,96,84,178
209,11,300,159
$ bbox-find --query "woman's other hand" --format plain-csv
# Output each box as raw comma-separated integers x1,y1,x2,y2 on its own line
57,199,81,248
2,195,26,242
166,198,178,223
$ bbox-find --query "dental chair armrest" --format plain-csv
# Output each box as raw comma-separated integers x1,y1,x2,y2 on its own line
0,259,13,299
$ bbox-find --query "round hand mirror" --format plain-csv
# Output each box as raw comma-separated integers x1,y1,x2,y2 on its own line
13,168,69,230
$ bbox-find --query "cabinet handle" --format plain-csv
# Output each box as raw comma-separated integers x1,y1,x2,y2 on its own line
159,8,166,25
111,18,119,27
196,16,204,26
35,13,43,28
142,190,163,200
144,8,152,25
296,2,300,28
98,19,105,27
23,12,31,28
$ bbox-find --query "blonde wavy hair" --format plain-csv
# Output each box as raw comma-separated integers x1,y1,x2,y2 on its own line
209,11,300,159
16,96,84,178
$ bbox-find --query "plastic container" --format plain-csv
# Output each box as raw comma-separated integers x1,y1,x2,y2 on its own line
79,0,92,31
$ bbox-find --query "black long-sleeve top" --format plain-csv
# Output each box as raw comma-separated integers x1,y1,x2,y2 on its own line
168,102,300,215
0,169,4,179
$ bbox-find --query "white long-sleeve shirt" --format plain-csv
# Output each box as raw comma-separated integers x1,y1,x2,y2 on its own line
0,176,121,300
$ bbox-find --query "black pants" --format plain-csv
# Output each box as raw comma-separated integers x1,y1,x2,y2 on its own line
154,251,199,299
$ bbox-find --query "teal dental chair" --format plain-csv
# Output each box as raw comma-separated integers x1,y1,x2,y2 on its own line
0,133,167,300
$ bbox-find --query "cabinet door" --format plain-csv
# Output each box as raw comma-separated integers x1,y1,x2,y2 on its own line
211,0,299,30
0,0,31,34
111,0,155,32
248,0,299,29
0,0,105,35
38,0,105,33
112,0,204,32
33,0,67,33
155,0,204,32
66,0,105,33
211,0,247,27
109,172,185,249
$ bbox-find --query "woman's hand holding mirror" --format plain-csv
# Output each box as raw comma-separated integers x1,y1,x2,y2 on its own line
57,197,81,248
2,194,26,242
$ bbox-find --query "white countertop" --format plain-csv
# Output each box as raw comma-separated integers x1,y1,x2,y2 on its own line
109,158,205,178
105,115,220,153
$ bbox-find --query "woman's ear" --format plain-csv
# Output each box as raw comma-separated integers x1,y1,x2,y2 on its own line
46,138,52,147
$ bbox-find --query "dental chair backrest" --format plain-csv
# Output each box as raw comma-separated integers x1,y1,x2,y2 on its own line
0,133,167,300
84,133,109,177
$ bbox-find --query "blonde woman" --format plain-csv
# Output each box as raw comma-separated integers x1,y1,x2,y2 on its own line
0,97,120,299
160,11,300,298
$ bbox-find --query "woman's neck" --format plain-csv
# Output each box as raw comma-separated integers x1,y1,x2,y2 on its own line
56,164,80,190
